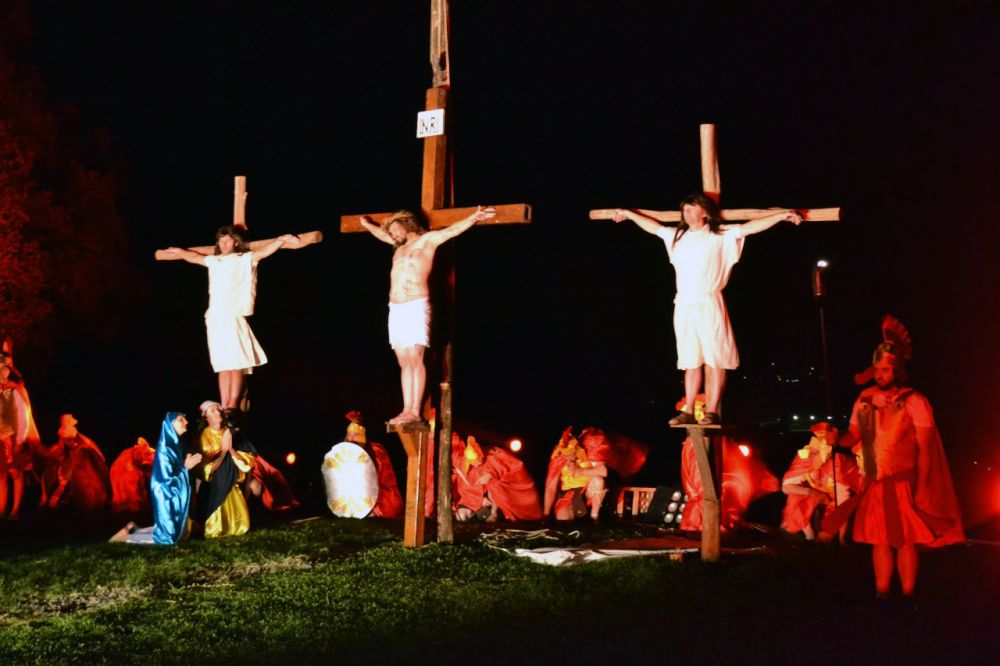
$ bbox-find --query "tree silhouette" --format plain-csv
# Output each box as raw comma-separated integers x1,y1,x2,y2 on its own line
0,0,141,355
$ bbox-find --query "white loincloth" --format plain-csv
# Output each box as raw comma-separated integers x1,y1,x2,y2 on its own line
388,298,431,349
205,313,267,373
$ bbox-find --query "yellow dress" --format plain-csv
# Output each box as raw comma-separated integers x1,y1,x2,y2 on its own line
196,427,254,538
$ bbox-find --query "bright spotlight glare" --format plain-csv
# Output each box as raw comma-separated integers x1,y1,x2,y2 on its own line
816,259,829,268
738,444,750,457
509,438,523,453
285,452,297,465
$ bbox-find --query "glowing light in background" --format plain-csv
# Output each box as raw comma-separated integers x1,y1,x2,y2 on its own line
508,438,523,453
738,445,750,457
285,452,297,465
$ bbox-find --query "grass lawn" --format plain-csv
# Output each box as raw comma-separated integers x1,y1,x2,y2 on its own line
0,516,996,664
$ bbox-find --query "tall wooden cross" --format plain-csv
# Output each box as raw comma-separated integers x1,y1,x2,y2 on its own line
154,176,324,260
341,0,531,546
153,176,323,413
593,124,840,562
590,124,840,223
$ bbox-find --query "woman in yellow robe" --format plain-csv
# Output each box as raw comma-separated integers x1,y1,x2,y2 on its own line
192,401,255,538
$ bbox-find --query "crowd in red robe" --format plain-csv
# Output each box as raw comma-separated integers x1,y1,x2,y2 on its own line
543,426,649,520
452,433,542,521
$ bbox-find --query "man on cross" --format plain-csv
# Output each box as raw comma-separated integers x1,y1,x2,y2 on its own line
359,206,496,424
612,193,801,425
159,226,297,412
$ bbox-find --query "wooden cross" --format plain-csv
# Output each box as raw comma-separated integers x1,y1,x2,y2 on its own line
597,124,841,561
589,124,841,223
341,0,531,546
154,176,324,261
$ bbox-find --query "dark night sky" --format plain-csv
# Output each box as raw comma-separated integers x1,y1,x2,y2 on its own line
12,2,1000,503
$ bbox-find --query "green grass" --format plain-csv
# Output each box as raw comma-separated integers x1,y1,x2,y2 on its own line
0,519,996,664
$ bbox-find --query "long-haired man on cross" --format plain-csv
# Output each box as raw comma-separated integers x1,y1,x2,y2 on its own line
613,194,800,425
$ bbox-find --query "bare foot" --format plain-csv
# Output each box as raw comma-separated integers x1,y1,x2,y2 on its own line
390,412,422,425
387,412,410,425
109,521,137,543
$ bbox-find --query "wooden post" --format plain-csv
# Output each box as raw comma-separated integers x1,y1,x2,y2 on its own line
700,124,720,204
233,176,247,228
436,375,454,542
389,421,431,547
678,424,723,562
422,87,448,214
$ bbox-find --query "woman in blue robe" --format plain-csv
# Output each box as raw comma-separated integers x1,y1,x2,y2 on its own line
113,412,202,545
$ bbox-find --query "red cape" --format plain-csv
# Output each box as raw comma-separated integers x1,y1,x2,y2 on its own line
780,444,861,534
251,454,300,511
368,442,403,519
452,440,485,512
110,441,155,513
467,448,542,521
65,436,111,511
680,436,779,531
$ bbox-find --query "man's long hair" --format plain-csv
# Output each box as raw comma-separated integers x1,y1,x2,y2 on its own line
673,193,723,247
381,210,427,236
214,225,251,254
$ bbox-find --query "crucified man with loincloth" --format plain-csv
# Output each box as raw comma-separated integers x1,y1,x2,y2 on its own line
360,206,496,424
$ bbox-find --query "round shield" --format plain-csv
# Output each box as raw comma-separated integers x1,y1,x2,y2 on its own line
322,442,378,518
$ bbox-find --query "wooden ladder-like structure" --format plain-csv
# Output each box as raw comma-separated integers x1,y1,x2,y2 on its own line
387,421,432,547
672,423,725,562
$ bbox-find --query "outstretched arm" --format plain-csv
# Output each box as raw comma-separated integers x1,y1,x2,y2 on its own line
159,247,208,265
251,234,297,262
423,206,496,248
360,216,395,245
739,210,801,236
637,209,680,223
612,209,664,236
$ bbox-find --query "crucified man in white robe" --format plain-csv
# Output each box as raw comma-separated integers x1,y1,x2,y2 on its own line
158,226,297,412
613,193,801,426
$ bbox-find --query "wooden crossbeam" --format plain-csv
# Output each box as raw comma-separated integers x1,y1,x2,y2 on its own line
154,231,323,260
590,123,841,224
589,207,839,223
388,420,431,548
154,174,324,260
340,204,530,234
